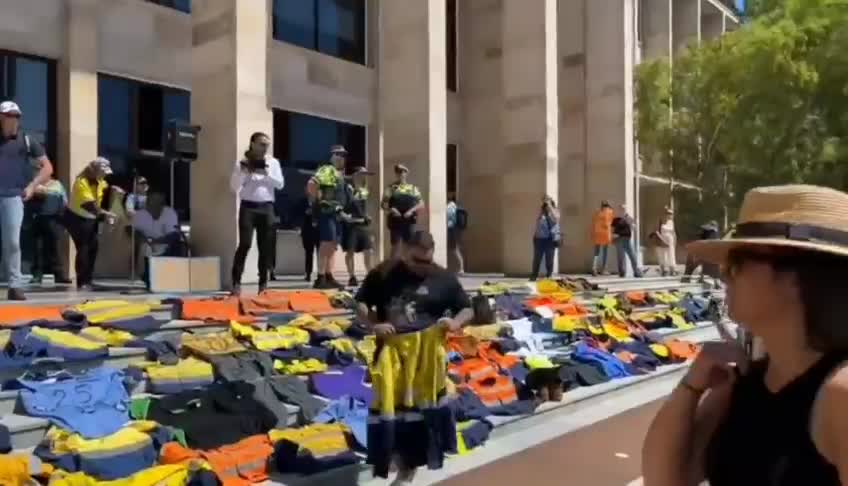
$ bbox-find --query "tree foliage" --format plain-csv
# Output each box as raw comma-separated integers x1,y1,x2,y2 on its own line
634,0,848,219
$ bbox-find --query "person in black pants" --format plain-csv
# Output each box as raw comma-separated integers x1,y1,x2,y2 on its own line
65,158,120,291
229,132,284,295
30,176,71,285
300,198,319,282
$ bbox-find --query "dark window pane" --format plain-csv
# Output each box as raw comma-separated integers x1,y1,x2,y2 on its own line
163,89,191,220
146,0,190,13
317,0,366,64
447,144,457,196
274,0,318,49
12,57,49,133
137,85,164,152
98,76,133,156
446,0,457,91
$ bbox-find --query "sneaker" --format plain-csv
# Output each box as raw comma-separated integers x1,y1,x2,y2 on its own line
31,276,42,285
348,276,359,287
7,288,26,301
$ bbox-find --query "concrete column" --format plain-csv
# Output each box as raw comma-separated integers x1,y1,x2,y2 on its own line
378,0,448,265
500,0,558,276
190,0,273,286
701,2,725,41
581,0,637,272
558,0,588,273
642,0,673,60
57,0,100,278
366,0,385,261
459,0,505,272
673,0,701,50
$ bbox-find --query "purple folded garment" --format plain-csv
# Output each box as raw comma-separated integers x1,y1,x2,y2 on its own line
310,365,373,405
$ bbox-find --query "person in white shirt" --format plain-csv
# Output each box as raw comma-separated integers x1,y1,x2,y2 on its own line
229,132,284,295
131,192,181,289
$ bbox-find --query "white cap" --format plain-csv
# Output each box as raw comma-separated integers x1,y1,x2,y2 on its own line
90,157,113,175
0,101,21,116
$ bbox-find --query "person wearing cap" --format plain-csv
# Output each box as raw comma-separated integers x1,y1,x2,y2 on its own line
306,144,348,289
0,101,55,300
381,163,424,259
29,174,71,286
591,200,615,276
340,166,374,286
125,176,149,217
229,132,284,295
651,207,678,276
682,219,721,284
612,204,642,278
643,184,848,486
66,157,122,291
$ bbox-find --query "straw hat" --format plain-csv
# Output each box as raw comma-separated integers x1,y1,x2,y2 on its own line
687,184,848,264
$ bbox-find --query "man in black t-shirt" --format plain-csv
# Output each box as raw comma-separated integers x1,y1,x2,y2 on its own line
612,204,642,278
355,230,473,337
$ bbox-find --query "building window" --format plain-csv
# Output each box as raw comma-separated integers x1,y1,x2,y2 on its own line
447,144,457,198
273,109,366,229
273,0,366,65
0,52,56,275
446,0,457,92
145,0,191,13
97,74,191,220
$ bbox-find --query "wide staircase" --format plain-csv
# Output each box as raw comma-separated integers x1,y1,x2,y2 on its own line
0,273,728,485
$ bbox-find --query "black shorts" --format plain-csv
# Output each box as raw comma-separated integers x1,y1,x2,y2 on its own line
389,222,414,245
342,224,372,253
317,213,341,243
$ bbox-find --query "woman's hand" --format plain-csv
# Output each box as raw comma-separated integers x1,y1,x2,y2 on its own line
373,323,396,337
684,341,747,391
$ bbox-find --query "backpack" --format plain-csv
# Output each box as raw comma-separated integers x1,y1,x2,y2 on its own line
455,207,468,230
471,291,495,324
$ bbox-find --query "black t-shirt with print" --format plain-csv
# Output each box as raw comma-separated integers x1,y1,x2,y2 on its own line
355,260,471,332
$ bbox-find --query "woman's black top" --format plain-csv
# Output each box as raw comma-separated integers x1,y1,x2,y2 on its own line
705,354,845,486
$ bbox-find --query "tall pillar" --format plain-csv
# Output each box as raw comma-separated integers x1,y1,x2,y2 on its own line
57,0,100,278
643,0,673,60
501,0,558,276
558,0,588,273
190,0,273,286
582,0,637,271
379,0,448,265
673,0,701,51
460,0,505,272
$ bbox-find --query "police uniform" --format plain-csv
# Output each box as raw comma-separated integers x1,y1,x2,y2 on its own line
342,184,372,253
384,182,422,244
312,163,347,243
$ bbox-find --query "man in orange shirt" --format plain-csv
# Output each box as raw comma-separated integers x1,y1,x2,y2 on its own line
591,200,614,276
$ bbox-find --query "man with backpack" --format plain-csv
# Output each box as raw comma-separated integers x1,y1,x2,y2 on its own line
447,194,466,274
0,101,54,300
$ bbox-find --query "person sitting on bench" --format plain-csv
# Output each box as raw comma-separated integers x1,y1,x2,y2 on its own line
131,192,183,288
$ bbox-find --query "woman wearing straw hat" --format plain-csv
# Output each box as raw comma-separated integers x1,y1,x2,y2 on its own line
643,185,848,486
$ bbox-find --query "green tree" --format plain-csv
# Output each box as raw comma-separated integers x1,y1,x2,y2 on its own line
634,0,848,223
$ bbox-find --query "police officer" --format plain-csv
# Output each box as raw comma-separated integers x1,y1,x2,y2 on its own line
0,101,54,301
307,144,348,289
382,164,424,259
341,167,374,286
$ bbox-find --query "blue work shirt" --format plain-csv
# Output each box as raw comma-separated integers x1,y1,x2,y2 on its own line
315,395,368,448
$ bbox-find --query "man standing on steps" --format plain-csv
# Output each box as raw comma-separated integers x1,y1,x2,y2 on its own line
612,204,642,278
0,101,54,301
307,144,348,289
341,167,374,287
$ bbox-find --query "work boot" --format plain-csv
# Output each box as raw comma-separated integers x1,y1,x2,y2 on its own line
327,274,345,290
313,275,327,289
348,276,359,287
7,288,26,301
304,273,312,282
